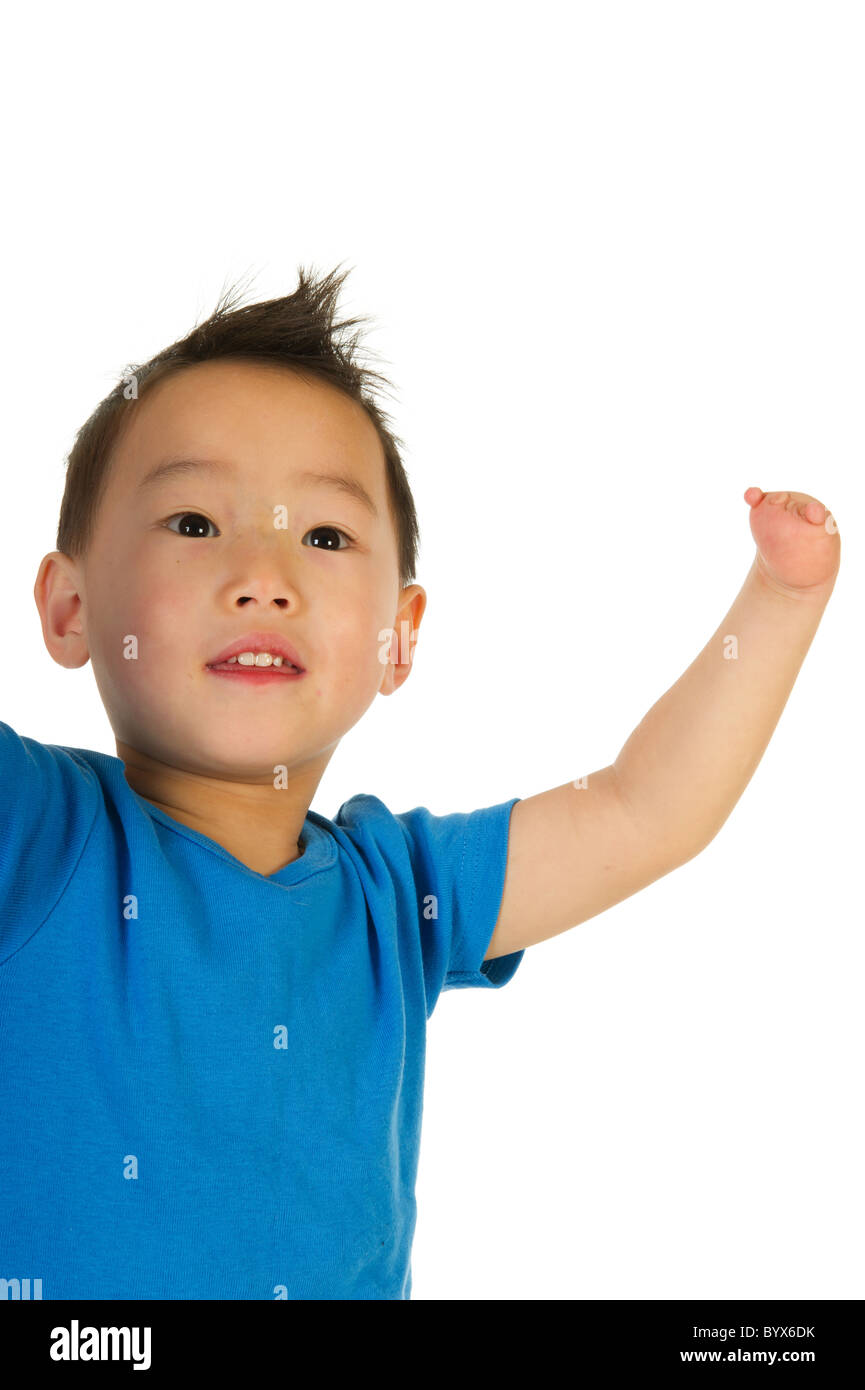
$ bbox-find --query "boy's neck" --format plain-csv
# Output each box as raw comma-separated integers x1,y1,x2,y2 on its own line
116,741,324,877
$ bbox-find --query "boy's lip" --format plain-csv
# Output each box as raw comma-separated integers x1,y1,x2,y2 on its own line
206,631,306,670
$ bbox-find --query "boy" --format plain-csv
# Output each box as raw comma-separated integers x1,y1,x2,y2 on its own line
0,265,840,1300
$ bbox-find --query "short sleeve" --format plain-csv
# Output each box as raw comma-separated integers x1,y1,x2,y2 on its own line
391,795,525,1002
0,721,100,964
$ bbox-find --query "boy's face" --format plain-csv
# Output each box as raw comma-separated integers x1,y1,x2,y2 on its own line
37,359,425,792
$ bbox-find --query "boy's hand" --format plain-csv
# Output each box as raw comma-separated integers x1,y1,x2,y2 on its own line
744,487,840,599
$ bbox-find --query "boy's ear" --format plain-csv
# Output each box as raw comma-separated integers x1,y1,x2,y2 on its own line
379,584,426,696
33,551,91,670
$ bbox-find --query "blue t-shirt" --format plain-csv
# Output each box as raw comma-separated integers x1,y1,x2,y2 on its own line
0,721,524,1300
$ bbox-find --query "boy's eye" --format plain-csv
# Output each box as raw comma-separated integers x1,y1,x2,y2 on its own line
303,525,353,551
163,512,219,539
162,514,353,550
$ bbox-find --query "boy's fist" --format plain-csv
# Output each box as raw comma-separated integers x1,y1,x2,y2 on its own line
744,487,840,598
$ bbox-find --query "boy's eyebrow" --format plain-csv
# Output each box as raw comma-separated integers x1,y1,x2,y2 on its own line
135,456,379,517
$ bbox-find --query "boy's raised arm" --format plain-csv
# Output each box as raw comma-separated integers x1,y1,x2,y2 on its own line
485,489,840,962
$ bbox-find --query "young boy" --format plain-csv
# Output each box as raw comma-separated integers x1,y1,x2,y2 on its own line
0,265,840,1301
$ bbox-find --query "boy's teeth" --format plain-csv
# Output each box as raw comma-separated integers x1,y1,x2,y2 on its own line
229,652,289,667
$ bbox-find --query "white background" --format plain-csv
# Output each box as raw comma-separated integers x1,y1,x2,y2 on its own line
2,1,861,1299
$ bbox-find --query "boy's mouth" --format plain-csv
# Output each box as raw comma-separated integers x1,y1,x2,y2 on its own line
206,631,306,673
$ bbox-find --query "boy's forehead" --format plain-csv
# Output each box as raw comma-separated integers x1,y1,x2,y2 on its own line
114,358,387,494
